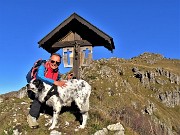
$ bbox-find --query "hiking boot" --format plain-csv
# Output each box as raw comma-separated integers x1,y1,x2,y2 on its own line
27,114,39,128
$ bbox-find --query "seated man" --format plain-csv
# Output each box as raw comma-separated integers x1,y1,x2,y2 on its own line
27,53,73,128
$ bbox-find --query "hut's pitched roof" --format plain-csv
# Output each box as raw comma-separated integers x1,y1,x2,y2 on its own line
38,13,115,53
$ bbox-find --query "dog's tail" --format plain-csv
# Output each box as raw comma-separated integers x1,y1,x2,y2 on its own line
80,80,91,112
81,80,91,94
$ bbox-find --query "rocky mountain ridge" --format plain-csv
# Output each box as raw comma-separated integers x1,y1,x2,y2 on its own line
0,52,180,135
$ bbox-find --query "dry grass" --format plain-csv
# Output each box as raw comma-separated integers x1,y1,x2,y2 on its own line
0,54,180,135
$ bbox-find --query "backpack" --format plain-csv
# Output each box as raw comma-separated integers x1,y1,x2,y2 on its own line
26,59,46,83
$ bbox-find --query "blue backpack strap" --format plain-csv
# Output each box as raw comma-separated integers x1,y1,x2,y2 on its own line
26,59,46,83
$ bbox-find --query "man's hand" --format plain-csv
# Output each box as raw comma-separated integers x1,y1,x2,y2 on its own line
54,80,67,87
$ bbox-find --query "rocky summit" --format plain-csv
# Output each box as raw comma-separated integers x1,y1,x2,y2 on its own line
0,52,180,135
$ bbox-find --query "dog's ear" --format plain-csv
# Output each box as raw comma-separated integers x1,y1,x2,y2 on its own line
33,79,44,90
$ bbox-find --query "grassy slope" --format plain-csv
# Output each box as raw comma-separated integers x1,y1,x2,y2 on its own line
0,53,180,135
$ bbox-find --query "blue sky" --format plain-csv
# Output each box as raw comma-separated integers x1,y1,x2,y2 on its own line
0,0,179,94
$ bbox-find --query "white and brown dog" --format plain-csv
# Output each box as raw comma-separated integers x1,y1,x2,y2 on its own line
27,79,91,130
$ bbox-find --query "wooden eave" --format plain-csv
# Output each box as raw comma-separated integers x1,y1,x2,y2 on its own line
38,13,115,53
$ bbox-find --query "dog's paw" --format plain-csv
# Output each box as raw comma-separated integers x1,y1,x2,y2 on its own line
78,125,85,129
74,128,79,132
75,125,85,132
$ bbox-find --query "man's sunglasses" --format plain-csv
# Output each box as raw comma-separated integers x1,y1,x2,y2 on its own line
50,60,61,66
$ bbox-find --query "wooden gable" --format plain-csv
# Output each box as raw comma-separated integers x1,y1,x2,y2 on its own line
38,13,115,53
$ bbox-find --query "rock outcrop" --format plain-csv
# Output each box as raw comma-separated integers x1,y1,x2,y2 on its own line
93,122,124,135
